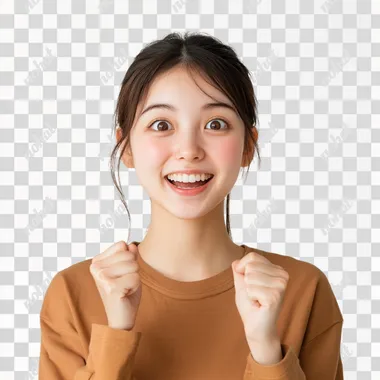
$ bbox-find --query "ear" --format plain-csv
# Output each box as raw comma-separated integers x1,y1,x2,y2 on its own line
241,126,257,168
116,126,134,168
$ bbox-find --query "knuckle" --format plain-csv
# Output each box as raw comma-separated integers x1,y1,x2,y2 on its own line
245,263,255,273
244,272,255,283
91,266,106,281
280,270,289,282
248,252,257,261
116,240,129,251
275,277,287,288
98,268,107,279
91,255,101,263
278,266,289,277
90,263,99,275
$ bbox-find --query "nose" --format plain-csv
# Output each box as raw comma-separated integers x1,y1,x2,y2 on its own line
174,130,205,161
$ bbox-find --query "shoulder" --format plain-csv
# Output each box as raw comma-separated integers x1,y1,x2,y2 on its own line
244,244,321,280
243,244,343,323
59,258,93,281
40,258,94,318
51,258,93,290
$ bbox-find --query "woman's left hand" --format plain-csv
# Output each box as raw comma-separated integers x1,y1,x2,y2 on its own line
231,251,289,344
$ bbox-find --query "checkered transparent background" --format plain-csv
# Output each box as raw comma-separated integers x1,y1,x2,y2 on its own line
0,0,379,378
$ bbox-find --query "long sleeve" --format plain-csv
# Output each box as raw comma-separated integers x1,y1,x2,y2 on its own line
39,318,142,379
298,320,344,379
243,343,306,380
242,320,344,379
38,270,142,379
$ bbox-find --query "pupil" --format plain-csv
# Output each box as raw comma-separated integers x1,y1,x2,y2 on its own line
210,120,220,130
158,121,168,131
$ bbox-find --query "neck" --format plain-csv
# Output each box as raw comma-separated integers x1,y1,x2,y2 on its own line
135,201,245,281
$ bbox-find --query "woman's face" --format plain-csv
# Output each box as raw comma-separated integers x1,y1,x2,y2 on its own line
121,66,247,219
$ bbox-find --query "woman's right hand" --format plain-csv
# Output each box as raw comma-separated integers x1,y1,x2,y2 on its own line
89,241,142,330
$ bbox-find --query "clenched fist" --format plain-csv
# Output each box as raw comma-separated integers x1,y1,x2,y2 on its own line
89,241,142,331
231,251,289,344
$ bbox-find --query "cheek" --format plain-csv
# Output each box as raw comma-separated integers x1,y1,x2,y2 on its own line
133,138,167,168
214,139,243,166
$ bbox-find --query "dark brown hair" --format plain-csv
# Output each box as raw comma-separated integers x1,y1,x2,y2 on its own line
109,31,261,242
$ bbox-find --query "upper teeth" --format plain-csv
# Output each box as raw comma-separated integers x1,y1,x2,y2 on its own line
167,173,213,182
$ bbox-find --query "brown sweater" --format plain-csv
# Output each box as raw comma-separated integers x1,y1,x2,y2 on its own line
38,242,344,379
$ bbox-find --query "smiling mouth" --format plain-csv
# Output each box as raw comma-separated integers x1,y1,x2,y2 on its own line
165,175,214,189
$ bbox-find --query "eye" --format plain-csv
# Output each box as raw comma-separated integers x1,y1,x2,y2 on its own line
149,120,173,132
205,118,229,131
148,118,230,132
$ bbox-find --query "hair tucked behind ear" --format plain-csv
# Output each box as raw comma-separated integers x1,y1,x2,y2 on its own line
109,31,261,243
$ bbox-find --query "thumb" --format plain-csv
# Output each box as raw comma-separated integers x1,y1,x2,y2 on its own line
128,242,139,255
231,260,246,293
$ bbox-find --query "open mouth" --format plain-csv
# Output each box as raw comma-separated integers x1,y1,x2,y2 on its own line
165,175,214,189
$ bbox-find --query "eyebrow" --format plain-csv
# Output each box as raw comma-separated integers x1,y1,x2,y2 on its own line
139,101,237,118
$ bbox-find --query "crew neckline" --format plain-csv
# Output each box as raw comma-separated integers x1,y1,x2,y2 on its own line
130,241,251,300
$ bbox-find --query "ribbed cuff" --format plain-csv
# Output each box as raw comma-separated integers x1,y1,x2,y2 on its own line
245,344,298,379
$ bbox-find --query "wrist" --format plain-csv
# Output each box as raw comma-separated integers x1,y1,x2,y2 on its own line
248,338,283,366
245,330,280,345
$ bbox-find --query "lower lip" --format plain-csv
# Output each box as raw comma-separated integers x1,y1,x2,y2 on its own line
165,176,214,196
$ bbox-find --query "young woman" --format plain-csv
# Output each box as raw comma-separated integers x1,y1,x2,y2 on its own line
39,32,344,380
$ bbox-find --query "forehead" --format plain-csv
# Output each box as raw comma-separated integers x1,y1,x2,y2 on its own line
138,66,232,112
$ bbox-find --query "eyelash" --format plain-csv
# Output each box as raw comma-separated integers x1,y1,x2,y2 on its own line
147,117,231,131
